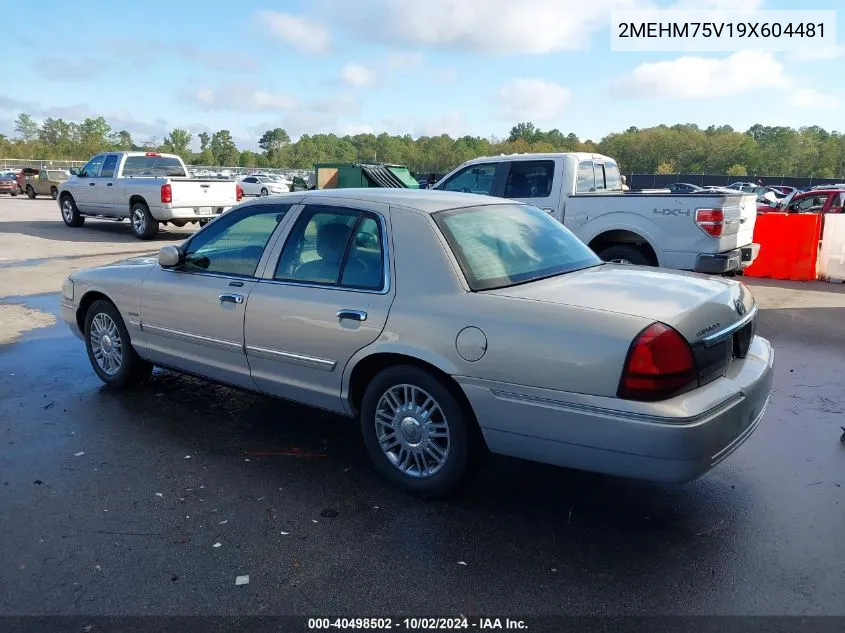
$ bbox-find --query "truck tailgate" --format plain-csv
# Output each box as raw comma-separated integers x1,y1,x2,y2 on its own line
718,194,757,250
170,179,238,208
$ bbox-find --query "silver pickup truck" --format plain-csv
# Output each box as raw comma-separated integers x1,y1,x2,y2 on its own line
57,152,244,239
434,152,760,275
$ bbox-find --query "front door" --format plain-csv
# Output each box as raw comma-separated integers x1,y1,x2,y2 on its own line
69,154,106,213
92,154,119,212
138,202,294,389
244,201,395,413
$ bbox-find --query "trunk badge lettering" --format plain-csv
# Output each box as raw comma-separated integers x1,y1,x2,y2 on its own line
696,322,721,338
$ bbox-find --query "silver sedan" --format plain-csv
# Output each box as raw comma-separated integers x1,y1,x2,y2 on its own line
61,189,774,496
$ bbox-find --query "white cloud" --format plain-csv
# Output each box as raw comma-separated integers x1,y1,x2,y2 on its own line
498,79,572,122
327,0,645,54
788,88,841,110
256,11,331,53
432,68,459,84
414,113,467,138
611,51,788,99
342,123,376,135
790,45,845,61
385,51,424,69
340,63,376,87
184,83,298,111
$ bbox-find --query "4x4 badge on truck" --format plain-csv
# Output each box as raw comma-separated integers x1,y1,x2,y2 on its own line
735,298,747,316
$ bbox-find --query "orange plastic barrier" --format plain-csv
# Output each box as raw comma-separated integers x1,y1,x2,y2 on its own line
743,212,821,281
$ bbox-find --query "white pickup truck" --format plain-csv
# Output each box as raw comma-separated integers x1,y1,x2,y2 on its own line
434,152,760,274
57,152,244,239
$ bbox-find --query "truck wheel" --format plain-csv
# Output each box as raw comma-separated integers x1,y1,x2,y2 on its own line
60,194,85,227
597,244,654,266
260,187,269,196
50,187,58,200
130,202,159,240
26,185,35,199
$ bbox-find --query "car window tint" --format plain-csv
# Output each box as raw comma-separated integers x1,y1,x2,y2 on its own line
122,155,186,177
80,155,105,178
504,161,554,199
275,206,360,285
434,203,602,291
604,162,622,191
100,155,118,178
340,216,384,290
439,164,496,195
182,205,290,277
576,161,595,192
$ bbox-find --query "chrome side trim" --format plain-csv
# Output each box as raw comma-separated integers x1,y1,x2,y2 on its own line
699,304,758,347
488,389,744,426
142,323,243,351
245,345,337,371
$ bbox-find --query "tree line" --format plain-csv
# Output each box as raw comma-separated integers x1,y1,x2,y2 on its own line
3,113,845,178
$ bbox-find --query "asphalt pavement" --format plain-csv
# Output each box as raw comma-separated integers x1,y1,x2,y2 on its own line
1,198,844,617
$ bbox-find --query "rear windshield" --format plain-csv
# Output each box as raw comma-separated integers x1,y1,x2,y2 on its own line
433,203,602,291
121,156,187,177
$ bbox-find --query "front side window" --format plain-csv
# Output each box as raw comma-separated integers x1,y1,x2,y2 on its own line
503,160,554,199
576,160,595,193
79,155,105,178
181,204,291,277
434,203,602,291
274,205,385,290
438,164,497,195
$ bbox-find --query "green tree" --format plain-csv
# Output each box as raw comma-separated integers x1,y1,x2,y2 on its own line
656,161,676,174
726,164,748,176
198,149,215,165
209,130,239,166
14,113,39,142
258,128,291,156
161,128,192,156
198,132,211,152
508,122,537,143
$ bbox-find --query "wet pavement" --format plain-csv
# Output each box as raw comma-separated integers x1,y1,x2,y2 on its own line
1,290,844,617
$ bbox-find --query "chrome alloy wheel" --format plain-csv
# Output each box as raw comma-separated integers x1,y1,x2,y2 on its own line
61,198,74,222
132,208,146,235
375,384,451,478
89,313,123,375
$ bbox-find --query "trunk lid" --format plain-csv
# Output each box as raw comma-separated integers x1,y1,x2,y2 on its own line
715,193,757,250
168,179,239,208
486,263,754,344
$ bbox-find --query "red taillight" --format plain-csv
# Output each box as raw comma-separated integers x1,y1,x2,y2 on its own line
617,322,698,402
236,183,244,201
160,183,172,204
146,152,160,157
696,208,724,237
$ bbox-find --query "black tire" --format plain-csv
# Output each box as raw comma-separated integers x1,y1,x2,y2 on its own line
84,299,153,388
260,187,269,196
26,185,35,199
360,365,471,497
130,202,159,240
597,244,654,266
198,219,210,227
59,194,85,227
50,186,58,200
10,191,16,197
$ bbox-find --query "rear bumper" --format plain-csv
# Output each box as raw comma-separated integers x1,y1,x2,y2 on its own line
456,335,774,484
695,243,760,274
154,205,232,221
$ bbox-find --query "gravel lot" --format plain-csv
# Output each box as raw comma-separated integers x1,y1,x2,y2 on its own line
1,197,844,617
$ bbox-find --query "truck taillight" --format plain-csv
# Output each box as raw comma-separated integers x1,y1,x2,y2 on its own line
236,183,244,201
617,322,698,402
696,208,724,237
146,152,160,157
160,183,172,204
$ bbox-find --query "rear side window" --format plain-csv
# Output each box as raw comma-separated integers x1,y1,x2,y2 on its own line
603,162,622,191
438,164,497,195
576,161,595,193
503,160,554,199
122,156,187,177
100,155,118,178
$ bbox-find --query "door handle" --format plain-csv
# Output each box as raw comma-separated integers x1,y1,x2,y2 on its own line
89,182,95,186
337,309,367,322
219,293,244,304
106,183,113,187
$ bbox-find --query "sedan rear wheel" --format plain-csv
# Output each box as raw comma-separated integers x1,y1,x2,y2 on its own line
84,299,152,387
360,365,470,497
260,187,269,196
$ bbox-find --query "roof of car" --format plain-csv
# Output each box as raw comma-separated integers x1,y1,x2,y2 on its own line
243,188,516,214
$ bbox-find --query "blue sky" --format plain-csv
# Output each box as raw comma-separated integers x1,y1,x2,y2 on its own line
2,0,843,151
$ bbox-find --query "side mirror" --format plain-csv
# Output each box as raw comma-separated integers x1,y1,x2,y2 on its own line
158,245,183,268
70,168,79,175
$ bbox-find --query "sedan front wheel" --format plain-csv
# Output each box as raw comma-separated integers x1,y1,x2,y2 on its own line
360,365,470,497
84,299,152,387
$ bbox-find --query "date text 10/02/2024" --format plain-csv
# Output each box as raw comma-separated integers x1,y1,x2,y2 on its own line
307,618,529,630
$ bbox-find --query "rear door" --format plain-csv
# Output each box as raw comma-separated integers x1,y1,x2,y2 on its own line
498,158,562,217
